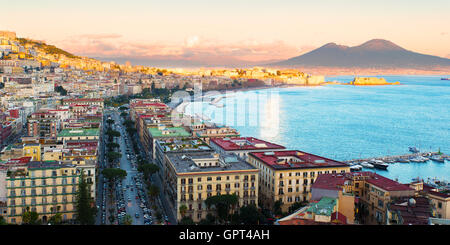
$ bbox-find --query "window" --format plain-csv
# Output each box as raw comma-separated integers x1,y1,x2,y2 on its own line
303,172,308,178
216,177,221,181
207,177,212,181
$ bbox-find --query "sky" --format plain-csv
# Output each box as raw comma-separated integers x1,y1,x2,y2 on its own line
1,0,449,66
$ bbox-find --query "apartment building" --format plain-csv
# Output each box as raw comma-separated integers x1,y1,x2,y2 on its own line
3,160,93,224
27,111,60,138
209,137,285,161
247,150,350,213
162,151,259,222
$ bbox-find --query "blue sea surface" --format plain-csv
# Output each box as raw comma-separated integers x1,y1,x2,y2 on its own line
184,75,450,183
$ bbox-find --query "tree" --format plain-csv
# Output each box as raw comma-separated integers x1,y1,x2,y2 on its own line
119,106,127,111
151,81,155,91
122,214,133,225
138,163,160,180
55,85,68,96
179,205,188,218
179,216,195,225
198,213,216,225
106,142,120,150
75,173,96,225
273,200,283,216
0,216,7,225
106,119,115,126
120,111,128,118
21,207,40,225
204,194,238,223
106,129,121,139
238,204,264,225
147,184,160,203
102,168,127,184
106,152,122,164
48,213,62,225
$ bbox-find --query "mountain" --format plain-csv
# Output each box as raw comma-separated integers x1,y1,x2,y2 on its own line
268,39,450,69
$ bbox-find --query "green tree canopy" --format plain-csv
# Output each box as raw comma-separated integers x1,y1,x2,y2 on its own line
106,142,120,150
22,207,40,225
147,184,160,202
205,194,239,223
238,204,265,225
106,152,122,163
122,214,133,225
138,163,160,178
179,216,195,225
102,168,127,183
75,173,96,225
179,205,188,218
48,213,62,225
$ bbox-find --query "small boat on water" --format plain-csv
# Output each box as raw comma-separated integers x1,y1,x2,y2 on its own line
384,159,395,164
410,156,429,163
430,155,445,163
396,158,410,163
441,78,450,80
371,160,388,170
360,161,374,168
409,147,420,153
350,165,363,172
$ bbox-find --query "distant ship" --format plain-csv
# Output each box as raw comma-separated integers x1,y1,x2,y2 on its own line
441,78,449,80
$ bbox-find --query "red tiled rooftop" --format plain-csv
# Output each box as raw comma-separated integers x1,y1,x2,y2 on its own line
312,174,349,191
365,173,414,192
249,150,348,170
427,190,450,199
64,98,104,102
210,137,285,151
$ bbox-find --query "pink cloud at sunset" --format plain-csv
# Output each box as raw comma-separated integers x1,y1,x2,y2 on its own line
55,34,315,66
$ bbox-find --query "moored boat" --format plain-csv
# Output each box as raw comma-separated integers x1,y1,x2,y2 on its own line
430,155,445,163
372,160,388,170
396,158,410,163
410,156,429,163
350,165,363,172
360,161,374,168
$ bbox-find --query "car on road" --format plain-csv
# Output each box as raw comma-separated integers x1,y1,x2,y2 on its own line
135,213,140,218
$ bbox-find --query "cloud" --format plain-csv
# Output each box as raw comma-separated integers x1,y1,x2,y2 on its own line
55,34,314,66
77,34,123,39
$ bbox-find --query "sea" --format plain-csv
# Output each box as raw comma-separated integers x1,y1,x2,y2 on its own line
183,75,450,183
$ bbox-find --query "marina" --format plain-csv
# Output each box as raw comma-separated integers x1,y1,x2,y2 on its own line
345,151,449,169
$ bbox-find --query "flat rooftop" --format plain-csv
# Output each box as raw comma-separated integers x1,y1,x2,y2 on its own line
249,150,349,170
166,152,258,175
57,128,100,137
148,126,191,138
210,137,285,151
157,139,212,153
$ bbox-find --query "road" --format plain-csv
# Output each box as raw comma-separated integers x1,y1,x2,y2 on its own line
96,108,175,225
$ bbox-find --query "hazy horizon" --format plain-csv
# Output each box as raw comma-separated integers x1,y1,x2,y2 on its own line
1,0,449,67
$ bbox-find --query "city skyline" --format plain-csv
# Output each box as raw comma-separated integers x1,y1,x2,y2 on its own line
1,0,449,66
